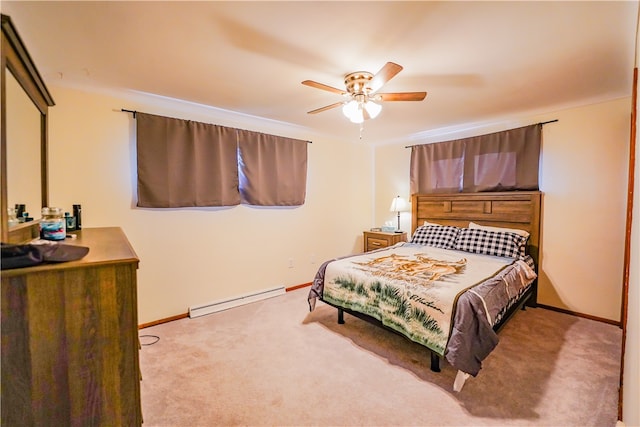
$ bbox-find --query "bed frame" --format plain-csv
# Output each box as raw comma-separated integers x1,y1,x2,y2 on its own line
326,191,542,372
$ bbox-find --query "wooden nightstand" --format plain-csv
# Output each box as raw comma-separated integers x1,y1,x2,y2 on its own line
363,231,407,252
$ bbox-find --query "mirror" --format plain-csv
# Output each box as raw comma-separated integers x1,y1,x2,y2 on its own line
1,14,54,243
6,69,42,224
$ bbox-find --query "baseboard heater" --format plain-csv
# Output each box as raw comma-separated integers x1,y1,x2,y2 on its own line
188,286,286,319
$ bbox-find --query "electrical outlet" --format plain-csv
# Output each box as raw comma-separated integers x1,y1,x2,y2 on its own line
310,253,316,264
288,258,294,268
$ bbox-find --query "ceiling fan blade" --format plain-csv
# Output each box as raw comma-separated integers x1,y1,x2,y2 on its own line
378,92,427,101
307,102,344,114
302,80,346,95
369,62,403,93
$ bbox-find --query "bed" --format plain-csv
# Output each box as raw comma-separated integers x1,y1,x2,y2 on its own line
308,191,541,391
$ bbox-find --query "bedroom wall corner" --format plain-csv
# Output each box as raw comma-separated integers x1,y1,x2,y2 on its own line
372,144,412,232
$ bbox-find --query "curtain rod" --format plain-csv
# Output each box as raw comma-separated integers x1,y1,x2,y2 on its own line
404,119,558,148
121,108,137,118
120,108,312,143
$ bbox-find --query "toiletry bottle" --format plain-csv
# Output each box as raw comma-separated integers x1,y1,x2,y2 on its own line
73,204,82,230
40,207,66,241
64,212,75,231
7,208,19,226
15,204,25,222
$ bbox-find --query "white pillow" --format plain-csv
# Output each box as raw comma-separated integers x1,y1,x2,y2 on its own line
423,220,442,226
468,221,530,238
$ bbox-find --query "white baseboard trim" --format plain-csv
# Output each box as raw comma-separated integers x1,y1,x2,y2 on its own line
188,286,286,319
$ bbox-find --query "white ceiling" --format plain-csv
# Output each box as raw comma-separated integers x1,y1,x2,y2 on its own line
2,1,638,144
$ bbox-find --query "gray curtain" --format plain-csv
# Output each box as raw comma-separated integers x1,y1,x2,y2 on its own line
136,112,308,208
410,124,541,194
409,139,465,193
136,113,240,208
237,130,308,206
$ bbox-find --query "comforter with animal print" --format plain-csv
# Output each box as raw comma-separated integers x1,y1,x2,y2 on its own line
308,242,536,376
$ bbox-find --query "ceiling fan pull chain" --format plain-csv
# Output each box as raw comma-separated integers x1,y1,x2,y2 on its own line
359,123,364,140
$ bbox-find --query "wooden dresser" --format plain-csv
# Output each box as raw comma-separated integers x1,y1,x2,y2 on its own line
1,227,142,426
363,230,407,252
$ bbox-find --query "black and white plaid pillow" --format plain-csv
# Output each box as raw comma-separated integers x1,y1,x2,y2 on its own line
410,225,461,249
454,228,527,259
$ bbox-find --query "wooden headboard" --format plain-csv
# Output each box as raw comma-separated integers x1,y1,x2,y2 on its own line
411,191,542,267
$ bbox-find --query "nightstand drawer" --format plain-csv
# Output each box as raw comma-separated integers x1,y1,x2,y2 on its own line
363,231,407,252
366,237,390,251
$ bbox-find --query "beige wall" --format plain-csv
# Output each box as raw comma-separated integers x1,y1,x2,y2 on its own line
374,97,630,322
47,85,374,324
537,99,629,321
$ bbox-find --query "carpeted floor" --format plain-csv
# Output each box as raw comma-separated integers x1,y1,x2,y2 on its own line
139,288,622,426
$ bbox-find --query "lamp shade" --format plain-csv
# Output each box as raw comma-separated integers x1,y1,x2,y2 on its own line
342,100,363,123
389,196,409,213
363,101,382,119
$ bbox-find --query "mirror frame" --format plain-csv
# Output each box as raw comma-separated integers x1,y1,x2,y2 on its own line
1,14,54,243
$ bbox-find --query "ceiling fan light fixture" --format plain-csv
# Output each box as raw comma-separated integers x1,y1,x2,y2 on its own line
364,100,382,119
303,62,426,127
349,110,365,124
342,99,380,123
342,99,359,118
342,100,363,123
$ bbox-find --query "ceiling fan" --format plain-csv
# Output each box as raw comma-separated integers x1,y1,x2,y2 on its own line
302,62,427,124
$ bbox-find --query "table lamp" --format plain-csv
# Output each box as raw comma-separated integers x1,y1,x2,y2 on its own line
389,195,409,232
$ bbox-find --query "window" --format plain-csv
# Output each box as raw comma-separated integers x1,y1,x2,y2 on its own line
410,124,541,194
136,112,307,208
